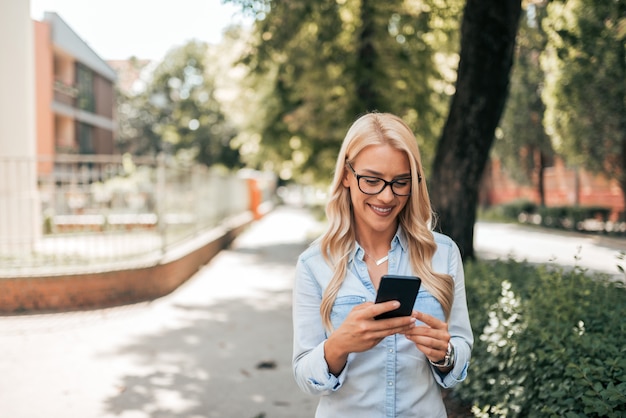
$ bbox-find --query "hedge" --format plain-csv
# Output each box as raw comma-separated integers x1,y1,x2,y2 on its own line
494,200,613,232
455,260,626,417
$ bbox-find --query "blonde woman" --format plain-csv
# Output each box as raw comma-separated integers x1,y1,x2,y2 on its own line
292,112,473,417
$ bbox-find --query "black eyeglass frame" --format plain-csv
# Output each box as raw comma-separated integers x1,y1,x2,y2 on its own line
346,161,419,196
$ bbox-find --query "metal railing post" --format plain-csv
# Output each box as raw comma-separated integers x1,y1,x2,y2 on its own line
156,153,167,256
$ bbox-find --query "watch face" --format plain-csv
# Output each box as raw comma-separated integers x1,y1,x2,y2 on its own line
447,344,455,367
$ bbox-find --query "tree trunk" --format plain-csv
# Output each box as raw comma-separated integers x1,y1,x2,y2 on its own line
537,148,546,207
618,9,626,223
573,168,580,207
429,0,522,260
618,94,626,221
355,0,381,112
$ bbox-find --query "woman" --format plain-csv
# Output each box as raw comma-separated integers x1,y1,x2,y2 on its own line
292,112,473,417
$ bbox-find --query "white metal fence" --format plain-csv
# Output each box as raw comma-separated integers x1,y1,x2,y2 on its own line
0,154,275,276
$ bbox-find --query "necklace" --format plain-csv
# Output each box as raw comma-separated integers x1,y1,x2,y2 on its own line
366,253,389,266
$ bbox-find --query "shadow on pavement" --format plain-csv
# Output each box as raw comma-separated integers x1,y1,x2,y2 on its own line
100,216,318,418
102,296,316,418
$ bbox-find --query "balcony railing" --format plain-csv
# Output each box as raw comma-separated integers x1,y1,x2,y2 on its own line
0,154,275,276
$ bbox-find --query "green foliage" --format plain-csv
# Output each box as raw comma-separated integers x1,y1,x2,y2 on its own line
500,199,538,220
541,0,626,184
536,205,611,230
225,0,464,183
494,3,554,188
486,200,613,232
116,42,241,169
494,0,625,220
115,58,162,157
459,259,626,417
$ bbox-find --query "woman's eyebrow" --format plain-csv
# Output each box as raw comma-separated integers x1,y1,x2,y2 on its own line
360,168,412,178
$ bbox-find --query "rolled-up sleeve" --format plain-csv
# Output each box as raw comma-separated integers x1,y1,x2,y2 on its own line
292,255,348,395
431,236,474,388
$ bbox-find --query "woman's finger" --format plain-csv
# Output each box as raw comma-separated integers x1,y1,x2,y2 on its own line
412,311,447,329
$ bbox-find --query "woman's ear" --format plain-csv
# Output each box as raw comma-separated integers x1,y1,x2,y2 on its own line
341,167,351,188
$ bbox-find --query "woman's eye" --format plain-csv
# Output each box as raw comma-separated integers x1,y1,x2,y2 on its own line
364,178,382,186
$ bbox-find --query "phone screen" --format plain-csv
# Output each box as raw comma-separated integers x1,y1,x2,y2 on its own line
374,274,421,320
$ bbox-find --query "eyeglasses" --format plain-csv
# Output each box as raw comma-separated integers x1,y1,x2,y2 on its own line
346,162,418,196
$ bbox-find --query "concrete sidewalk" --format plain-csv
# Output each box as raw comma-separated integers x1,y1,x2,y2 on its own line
474,220,626,280
0,206,323,418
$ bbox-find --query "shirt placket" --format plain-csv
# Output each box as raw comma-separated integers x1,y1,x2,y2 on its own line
353,239,403,417
385,334,397,417
385,238,401,417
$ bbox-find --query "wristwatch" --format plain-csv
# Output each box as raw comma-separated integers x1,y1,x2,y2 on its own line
429,342,454,368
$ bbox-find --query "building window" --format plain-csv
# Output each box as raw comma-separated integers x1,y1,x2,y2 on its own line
77,122,94,154
75,64,95,112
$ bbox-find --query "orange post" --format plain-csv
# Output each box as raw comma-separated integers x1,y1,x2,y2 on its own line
247,177,262,220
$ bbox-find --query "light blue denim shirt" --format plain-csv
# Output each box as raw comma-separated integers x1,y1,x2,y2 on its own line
292,228,473,418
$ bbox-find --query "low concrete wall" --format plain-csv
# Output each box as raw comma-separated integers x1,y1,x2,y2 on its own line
0,212,254,314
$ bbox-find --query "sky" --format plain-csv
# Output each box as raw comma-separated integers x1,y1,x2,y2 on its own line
30,0,251,61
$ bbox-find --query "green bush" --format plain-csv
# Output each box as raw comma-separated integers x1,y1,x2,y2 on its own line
482,202,613,232
529,205,611,231
478,200,537,223
537,206,569,228
502,200,538,220
456,259,626,417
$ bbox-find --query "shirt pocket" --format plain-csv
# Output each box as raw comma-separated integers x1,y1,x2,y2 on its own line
415,291,445,322
330,295,366,329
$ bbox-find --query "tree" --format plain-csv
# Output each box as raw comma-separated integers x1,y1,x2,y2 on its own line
542,0,626,216
115,58,162,156
494,2,553,207
226,0,463,183
429,0,522,259
117,41,241,168
227,0,526,261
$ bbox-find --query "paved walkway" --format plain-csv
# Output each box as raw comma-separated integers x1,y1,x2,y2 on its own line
0,206,323,418
475,220,626,280
1,207,624,418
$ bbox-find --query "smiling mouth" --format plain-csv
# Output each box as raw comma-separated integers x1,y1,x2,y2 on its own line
370,205,392,215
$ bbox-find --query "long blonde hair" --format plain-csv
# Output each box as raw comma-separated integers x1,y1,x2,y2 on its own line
319,112,454,332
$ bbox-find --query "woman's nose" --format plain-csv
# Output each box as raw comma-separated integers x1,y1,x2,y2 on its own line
377,184,395,202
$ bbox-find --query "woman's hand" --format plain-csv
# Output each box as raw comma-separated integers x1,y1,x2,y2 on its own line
403,311,452,370
324,301,417,376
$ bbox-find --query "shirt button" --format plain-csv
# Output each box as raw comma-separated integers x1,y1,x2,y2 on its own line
388,381,393,386
388,348,394,353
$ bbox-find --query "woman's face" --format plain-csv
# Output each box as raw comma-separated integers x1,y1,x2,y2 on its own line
343,144,412,237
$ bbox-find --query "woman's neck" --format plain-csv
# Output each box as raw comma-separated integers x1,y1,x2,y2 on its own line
355,228,396,260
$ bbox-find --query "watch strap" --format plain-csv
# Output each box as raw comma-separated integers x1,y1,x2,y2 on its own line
429,341,454,368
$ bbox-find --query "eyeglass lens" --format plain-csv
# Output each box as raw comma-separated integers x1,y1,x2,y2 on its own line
358,176,411,195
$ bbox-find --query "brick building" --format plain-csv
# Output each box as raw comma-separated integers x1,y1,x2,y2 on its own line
33,12,117,174
480,157,625,220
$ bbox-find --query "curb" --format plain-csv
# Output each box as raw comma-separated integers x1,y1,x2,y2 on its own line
0,212,256,314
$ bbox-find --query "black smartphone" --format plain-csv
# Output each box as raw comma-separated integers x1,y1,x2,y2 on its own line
374,274,421,320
